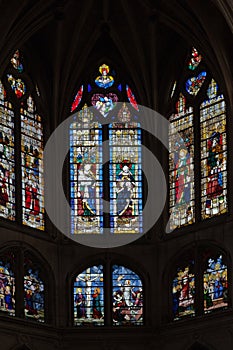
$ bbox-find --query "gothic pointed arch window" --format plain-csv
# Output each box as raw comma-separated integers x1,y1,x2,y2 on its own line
171,245,229,321
70,63,142,235
0,49,44,230
72,262,144,326
169,47,227,231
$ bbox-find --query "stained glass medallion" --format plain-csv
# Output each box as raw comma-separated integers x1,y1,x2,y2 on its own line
21,96,44,230
188,47,202,70
203,254,228,313
186,71,207,96
70,105,103,234
7,74,26,99
95,64,114,89
74,265,104,326
112,265,143,326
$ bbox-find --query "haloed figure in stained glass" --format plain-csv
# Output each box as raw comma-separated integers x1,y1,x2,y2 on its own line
206,132,223,200
174,146,191,206
116,162,135,219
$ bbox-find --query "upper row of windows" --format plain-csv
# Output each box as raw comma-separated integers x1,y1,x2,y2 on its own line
0,47,228,234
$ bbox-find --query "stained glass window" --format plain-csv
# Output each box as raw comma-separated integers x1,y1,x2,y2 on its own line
7,74,26,99
10,49,23,73
169,94,195,230
0,251,15,316
109,104,143,233
0,81,15,220
74,265,104,326
70,105,103,234
95,64,114,89
126,85,139,111
70,64,142,235
200,80,227,219
71,85,83,112
172,259,195,320
188,47,202,70
21,96,44,230
91,93,118,117
203,254,228,313
186,71,207,96
169,49,227,231
24,255,44,322
112,265,143,326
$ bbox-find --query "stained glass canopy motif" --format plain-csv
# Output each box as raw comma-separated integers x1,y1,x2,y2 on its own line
21,97,44,230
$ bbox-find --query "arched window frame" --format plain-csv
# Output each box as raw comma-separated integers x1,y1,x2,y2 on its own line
0,243,52,324
69,255,146,328
0,49,46,234
168,47,229,235
68,61,143,235
167,242,231,323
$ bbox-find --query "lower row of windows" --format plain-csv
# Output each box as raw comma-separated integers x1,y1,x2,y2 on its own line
0,247,229,325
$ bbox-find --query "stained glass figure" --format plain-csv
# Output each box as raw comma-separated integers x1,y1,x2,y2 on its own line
188,47,202,70
24,255,44,322
112,265,143,326
7,74,26,99
186,71,207,96
126,85,139,111
200,82,227,219
0,251,15,316
203,254,228,313
169,94,195,230
0,81,15,221
95,64,114,89
172,260,195,320
91,93,118,117
74,265,104,326
21,96,44,230
109,104,143,234
71,85,83,112
10,49,23,73
70,105,103,234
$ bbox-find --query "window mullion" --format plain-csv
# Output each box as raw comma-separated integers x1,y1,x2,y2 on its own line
15,248,24,318
15,106,23,225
